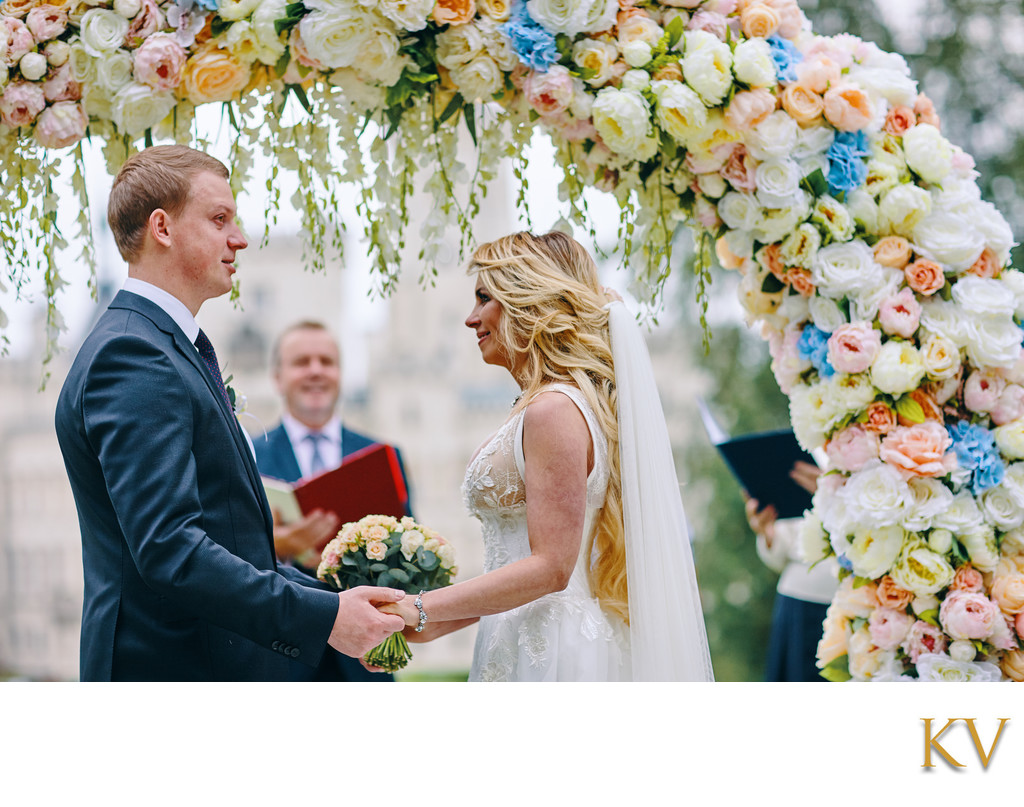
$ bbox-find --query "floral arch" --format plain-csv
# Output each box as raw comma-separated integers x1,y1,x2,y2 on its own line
3,0,1024,681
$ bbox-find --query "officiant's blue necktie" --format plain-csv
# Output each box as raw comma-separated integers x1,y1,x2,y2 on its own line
306,432,327,475
194,328,233,412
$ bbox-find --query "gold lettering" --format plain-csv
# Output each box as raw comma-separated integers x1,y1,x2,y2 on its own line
922,718,965,768
963,718,1010,769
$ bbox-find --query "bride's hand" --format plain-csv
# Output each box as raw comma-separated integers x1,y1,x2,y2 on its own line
404,617,480,643
378,599,418,627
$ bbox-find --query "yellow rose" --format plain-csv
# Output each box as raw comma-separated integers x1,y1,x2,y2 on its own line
178,43,251,104
740,2,779,40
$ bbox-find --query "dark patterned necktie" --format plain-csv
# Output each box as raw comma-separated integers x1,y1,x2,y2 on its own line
194,328,233,412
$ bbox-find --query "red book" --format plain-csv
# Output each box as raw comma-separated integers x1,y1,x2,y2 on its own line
262,443,409,525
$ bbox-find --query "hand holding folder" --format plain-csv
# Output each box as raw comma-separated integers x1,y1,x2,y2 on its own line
262,443,410,526
697,398,817,520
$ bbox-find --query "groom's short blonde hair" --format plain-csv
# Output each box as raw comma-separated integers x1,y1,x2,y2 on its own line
108,145,229,263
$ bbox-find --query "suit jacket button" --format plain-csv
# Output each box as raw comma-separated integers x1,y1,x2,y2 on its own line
290,648,300,658
272,641,280,651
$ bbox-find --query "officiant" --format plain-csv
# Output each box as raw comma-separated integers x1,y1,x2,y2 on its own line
255,320,414,681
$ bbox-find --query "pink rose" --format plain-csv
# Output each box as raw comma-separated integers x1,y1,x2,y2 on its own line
990,384,1024,426
826,424,880,473
989,613,1018,650
914,93,940,128
124,0,164,49
795,54,841,94
827,321,881,374
763,0,803,39
132,32,187,92
768,325,810,395
879,421,957,479
522,65,574,117
939,590,1001,641
687,10,728,40
0,16,33,67
877,287,922,339
963,370,1006,414
720,143,758,191
787,267,815,297
876,575,914,610
725,88,776,130
901,620,947,663
25,4,67,42
1016,612,1024,640
547,112,597,143
862,401,897,435
967,247,1001,279
883,105,914,137
33,100,86,148
823,82,874,132
868,607,915,651
0,80,45,127
949,564,984,594
904,258,945,296
42,61,79,102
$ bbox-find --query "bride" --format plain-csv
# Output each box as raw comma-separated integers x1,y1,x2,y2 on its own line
385,231,713,681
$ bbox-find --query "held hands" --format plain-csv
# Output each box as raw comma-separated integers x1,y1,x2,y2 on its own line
328,586,406,658
377,597,479,643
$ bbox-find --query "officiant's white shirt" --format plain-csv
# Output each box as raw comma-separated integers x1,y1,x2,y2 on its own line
281,412,343,479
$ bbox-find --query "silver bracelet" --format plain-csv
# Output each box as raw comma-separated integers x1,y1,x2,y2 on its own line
414,590,428,633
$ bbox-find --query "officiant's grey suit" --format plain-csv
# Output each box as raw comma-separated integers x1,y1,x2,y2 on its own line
55,291,339,681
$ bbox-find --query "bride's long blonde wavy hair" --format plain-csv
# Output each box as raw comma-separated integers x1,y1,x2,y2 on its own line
468,231,628,625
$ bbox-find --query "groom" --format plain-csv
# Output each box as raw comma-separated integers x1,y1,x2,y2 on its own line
54,144,405,681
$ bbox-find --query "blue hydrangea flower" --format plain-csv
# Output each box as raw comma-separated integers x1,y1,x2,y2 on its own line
826,131,870,196
797,323,835,378
836,554,853,572
948,420,1006,495
503,2,559,72
766,35,803,83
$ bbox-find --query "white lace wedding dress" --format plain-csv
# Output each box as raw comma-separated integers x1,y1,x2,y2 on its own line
462,384,631,681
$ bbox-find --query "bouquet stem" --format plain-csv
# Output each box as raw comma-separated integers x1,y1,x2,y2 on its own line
363,631,413,673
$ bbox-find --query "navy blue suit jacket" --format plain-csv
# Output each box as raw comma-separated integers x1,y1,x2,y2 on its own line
254,422,412,682
55,291,339,681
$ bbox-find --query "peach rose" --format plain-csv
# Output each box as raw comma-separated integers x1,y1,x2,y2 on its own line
365,540,387,561
873,236,912,269
904,258,945,296
883,105,915,137
914,92,940,128
967,247,1001,279
763,0,803,38
1017,611,1024,640
949,564,984,594
787,267,815,297
939,590,1001,640
877,287,922,340
739,1,779,40
816,611,849,667
823,83,873,131
796,54,840,94
757,242,786,281
720,143,758,192
652,62,682,82
876,575,914,610
0,0,41,18
827,321,881,374
879,421,956,479
863,401,897,435
780,82,823,126
1000,649,1024,682
725,87,776,130
715,236,744,270
178,43,251,104
990,568,1024,615
432,0,475,26
617,7,662,47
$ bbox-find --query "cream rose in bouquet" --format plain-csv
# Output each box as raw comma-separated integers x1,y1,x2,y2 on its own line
317,514,457,672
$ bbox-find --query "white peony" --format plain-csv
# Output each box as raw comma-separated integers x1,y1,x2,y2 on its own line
527,0,617,36
298,3,384,70
810,195,855,242
836,524,906,580
889,540,954,596
779,223,821,269
622,40,652,68
915,653,1003,682
863,158,902,199
435,22,484,70
878,183,932,237
356,27,408,86
18,52,47,81
591,87,658,162
845,188,881,233
753,195,810,245
870,340,926,396
621,68,649,93
994,418,1024,461
110,81,176,136
732,38,775,88
375,0,435,31
960,525,1000,572
450,54,503,101
913,210,985,272
250,0,288,64
572,37,618,88
901,124,953,184
682,30,732,106
717,191,761,232
755,158,804,209
217,0,262,21
79,8,130,56
746,110,799,161
808,295,847,333
901,478,955,533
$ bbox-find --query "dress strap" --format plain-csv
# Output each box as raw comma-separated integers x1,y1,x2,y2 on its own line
513,384,602,483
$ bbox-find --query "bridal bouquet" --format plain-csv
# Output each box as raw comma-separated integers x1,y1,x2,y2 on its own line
317,514,457,672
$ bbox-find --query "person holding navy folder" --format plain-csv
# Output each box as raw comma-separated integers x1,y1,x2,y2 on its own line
255,320,413,681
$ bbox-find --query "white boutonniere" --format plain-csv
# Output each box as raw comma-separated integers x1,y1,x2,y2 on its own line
224,373,247,417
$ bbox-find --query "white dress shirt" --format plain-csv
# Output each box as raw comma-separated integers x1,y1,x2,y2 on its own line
281,412,343,479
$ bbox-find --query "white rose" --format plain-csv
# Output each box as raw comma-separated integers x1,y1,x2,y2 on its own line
870,340,926,395
572,37,617,88
113,0,141,18
436,542,456,570
918,298,967,347
951,276,1014,318
960,524,1000,573
450,54,503,101
931,491,985,533
779,222,820,269
753,195,810,245
964,314,1023,370
217,0,262,21
591,87,658,163
250,0,288,63
847,267,902,324
717,190,761,232
810,239,881,298
901,124,953,185
947,639,977,663
621,68,650,93
298,4,382,70
998,270,1024,319
840,460,916,529
836,524,905,580
435,21,484,70
846,62,917,108
915,654,1003,682
810,195,855,242
622,40,652,68
980,486,1024,531
879,183,932,237
788,382,837,451
972,199,1017,265
1001,461,1024,503
889,540,955,596
477,18,518,72
18,52,47,81
79,9,130,56
356,27,407,86
651,79,706,147
913,210,985,272
682,31,732,106
901,477,955,533
400,529,425,561
845,188,881,233
732,38,775,88
110,81,175,136
95,49,133,94
81,82,111,120
755,158,804,209
747,110,799,161
919,333,961,380
376,0,434,30
932,178,980,217
527,0,616,36
793,124,834,161
808,296,847,333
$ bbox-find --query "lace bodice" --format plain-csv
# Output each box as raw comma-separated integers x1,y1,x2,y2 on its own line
461,384,610,574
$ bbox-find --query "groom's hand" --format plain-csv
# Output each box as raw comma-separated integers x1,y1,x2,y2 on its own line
328,586,406,658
